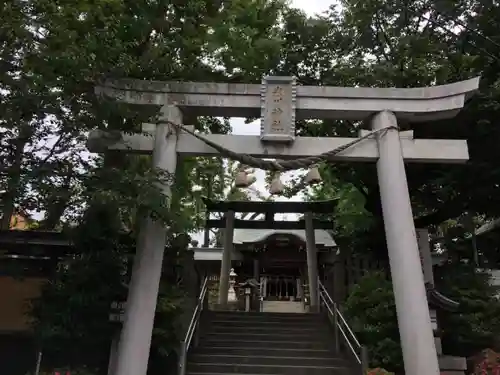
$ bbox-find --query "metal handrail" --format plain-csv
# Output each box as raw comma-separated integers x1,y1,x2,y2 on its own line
178,276,209,375
318,280,368,374
259,277,264,312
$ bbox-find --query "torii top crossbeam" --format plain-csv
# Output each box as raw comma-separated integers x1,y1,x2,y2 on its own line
201,199,338,230
97,76,479,121
91,76,480,164
202,198,338,214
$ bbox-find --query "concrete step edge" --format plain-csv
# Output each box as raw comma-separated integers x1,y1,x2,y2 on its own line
205,317,319,322
190,354,345,361
200,339,327,344
205,316,320,321
204,319,321,324
206,312,317,316
199,339,335,345
187,374,283,375
204,327,323,332
207,320,323,324
203,331,327,336
202,332,325,336
193,346,332,353
188,363,349,369
206,320,324,325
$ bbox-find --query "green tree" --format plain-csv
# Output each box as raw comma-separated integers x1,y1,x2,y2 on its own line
344,265,500,371
1,0,287,230
30,199,199,374
282,1,500,260
343,271,403,373
30,201,129,371
10,0,500,372
435,263,500,358
17,1,291,373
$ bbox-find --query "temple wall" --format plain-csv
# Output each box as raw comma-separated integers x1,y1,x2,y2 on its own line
0,276,45,332
0,276,43,375
321,251,387,303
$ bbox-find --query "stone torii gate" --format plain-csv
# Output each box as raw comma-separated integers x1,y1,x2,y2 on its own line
88,75,479,375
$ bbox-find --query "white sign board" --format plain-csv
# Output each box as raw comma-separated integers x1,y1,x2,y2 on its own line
260,76,296,143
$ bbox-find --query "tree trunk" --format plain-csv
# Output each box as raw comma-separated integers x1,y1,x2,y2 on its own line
39,181,72,230
1,137,26,230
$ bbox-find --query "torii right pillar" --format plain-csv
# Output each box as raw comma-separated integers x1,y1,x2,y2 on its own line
372,110,439,375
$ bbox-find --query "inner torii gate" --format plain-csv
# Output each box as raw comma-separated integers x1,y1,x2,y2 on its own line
88,75,479,375
201,198,338,309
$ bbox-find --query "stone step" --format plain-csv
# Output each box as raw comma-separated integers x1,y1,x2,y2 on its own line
194,311,353,374
207,311,313,317
206,319,324,328
189,354,347,367
187,373,284,375
203,325,325,335
205,312,319,322
187,362,350,375
199,338,332,350
199,331,333,342
192,346,335,358
188,373,284,375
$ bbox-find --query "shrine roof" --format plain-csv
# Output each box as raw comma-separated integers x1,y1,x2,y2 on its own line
426,285,459,311
476,218,500,236
202,198,338,214
233,229,336,247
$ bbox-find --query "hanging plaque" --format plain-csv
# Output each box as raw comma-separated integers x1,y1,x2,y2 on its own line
260,76,296,143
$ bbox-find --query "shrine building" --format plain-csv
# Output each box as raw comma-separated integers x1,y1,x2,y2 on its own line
192,199,340,312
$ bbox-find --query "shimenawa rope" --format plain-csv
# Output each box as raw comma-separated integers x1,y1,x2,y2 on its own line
161,120,397,172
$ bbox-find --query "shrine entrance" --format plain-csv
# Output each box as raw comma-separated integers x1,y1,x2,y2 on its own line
260,275,298,300
201,199,338,313
89,75,479,375
260,263,302,303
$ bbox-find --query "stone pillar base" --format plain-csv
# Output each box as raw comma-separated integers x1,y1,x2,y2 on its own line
439,355,466,375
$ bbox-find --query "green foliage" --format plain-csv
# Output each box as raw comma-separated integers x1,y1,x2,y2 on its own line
436,263,500,358
152,282,186,359
6,0,500,371
205,0,285,78
344,266,500,371
343,271,403,373
30,201,129,371
296,0,500,260
7,1,294,371
1,0,289,230
30,200,195,373
84,162,178,230
308,165,374,242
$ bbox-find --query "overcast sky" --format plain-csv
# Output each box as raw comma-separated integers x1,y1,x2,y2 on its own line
291,0,334,16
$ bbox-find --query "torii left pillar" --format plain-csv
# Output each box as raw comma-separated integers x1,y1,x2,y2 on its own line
113,106,181,375
218,210,235,308
304,211,319,311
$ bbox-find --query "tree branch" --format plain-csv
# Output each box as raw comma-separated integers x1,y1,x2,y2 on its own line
414,197,466,228
373,13,393,62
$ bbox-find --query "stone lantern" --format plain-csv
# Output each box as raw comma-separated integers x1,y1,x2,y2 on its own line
239,279,260,312
227,268,238,304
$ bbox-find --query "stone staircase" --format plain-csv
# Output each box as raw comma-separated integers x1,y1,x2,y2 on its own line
187,311,354,375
